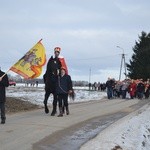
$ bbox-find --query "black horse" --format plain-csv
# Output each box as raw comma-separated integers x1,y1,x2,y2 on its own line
43,74,58,115
43,53,62,115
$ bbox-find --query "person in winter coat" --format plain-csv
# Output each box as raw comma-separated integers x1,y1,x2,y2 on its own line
121,80,129,99
55,67,73,117
144,81,150,99
0,69,9,124
136,79,145,99
106,77,114,99
128,79,137,99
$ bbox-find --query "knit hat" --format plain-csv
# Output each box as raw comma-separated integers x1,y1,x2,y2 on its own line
54,47,61,52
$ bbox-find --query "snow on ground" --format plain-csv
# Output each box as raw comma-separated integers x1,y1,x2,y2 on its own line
80,104,150,150
6,83,106,105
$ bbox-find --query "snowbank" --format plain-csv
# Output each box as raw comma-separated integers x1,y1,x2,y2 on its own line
80,104,150,150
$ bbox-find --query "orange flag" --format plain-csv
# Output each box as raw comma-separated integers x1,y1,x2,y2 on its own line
10,39,46,79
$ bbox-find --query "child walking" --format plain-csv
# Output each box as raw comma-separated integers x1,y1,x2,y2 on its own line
55,67,73,117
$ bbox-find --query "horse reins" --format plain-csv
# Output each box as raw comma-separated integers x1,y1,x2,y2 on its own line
58,76,68,94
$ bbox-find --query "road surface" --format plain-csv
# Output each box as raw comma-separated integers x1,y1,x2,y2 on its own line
0,98,149,150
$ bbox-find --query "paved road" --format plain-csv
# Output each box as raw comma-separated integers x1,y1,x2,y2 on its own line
0,98,148,150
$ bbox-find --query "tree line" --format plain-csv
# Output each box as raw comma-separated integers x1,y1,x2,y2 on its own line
127,31,150,80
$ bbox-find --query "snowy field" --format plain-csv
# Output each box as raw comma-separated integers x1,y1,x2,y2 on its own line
6,83,106,105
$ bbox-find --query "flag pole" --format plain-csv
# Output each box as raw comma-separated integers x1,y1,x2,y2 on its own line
38,39,43,43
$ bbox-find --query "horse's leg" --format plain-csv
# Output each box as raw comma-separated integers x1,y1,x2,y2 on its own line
51,94,58,116
44,90,50,114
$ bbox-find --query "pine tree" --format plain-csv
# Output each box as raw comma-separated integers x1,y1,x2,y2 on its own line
127,31,150,80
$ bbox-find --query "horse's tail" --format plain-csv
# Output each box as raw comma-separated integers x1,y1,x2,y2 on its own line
69,89,75,101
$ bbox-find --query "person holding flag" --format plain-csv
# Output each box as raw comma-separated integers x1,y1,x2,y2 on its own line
0,39,46,122
0,68,9,124
43,47,68,116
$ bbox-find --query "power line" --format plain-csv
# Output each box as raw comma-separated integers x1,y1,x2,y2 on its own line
66,54,119,61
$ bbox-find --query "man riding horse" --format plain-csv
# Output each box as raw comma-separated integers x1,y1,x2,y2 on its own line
43,47,68,116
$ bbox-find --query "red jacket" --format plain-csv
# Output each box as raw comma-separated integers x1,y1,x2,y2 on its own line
128,82,136,97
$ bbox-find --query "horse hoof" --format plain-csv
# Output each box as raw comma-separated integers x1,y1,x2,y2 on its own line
57,114,63,117
45,108,49,114
51,113,55,116
51,111,56,116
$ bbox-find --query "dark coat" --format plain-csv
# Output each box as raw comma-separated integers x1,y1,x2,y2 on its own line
137,82,145,93
106,79,114,89
55,74,72,95
0,70,9,103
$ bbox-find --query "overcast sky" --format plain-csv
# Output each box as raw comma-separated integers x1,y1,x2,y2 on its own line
0,0,150,82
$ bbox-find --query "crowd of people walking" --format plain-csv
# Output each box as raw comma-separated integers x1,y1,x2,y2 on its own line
106,77,150,100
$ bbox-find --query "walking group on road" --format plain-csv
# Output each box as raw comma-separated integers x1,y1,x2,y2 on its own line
106,77,150,100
